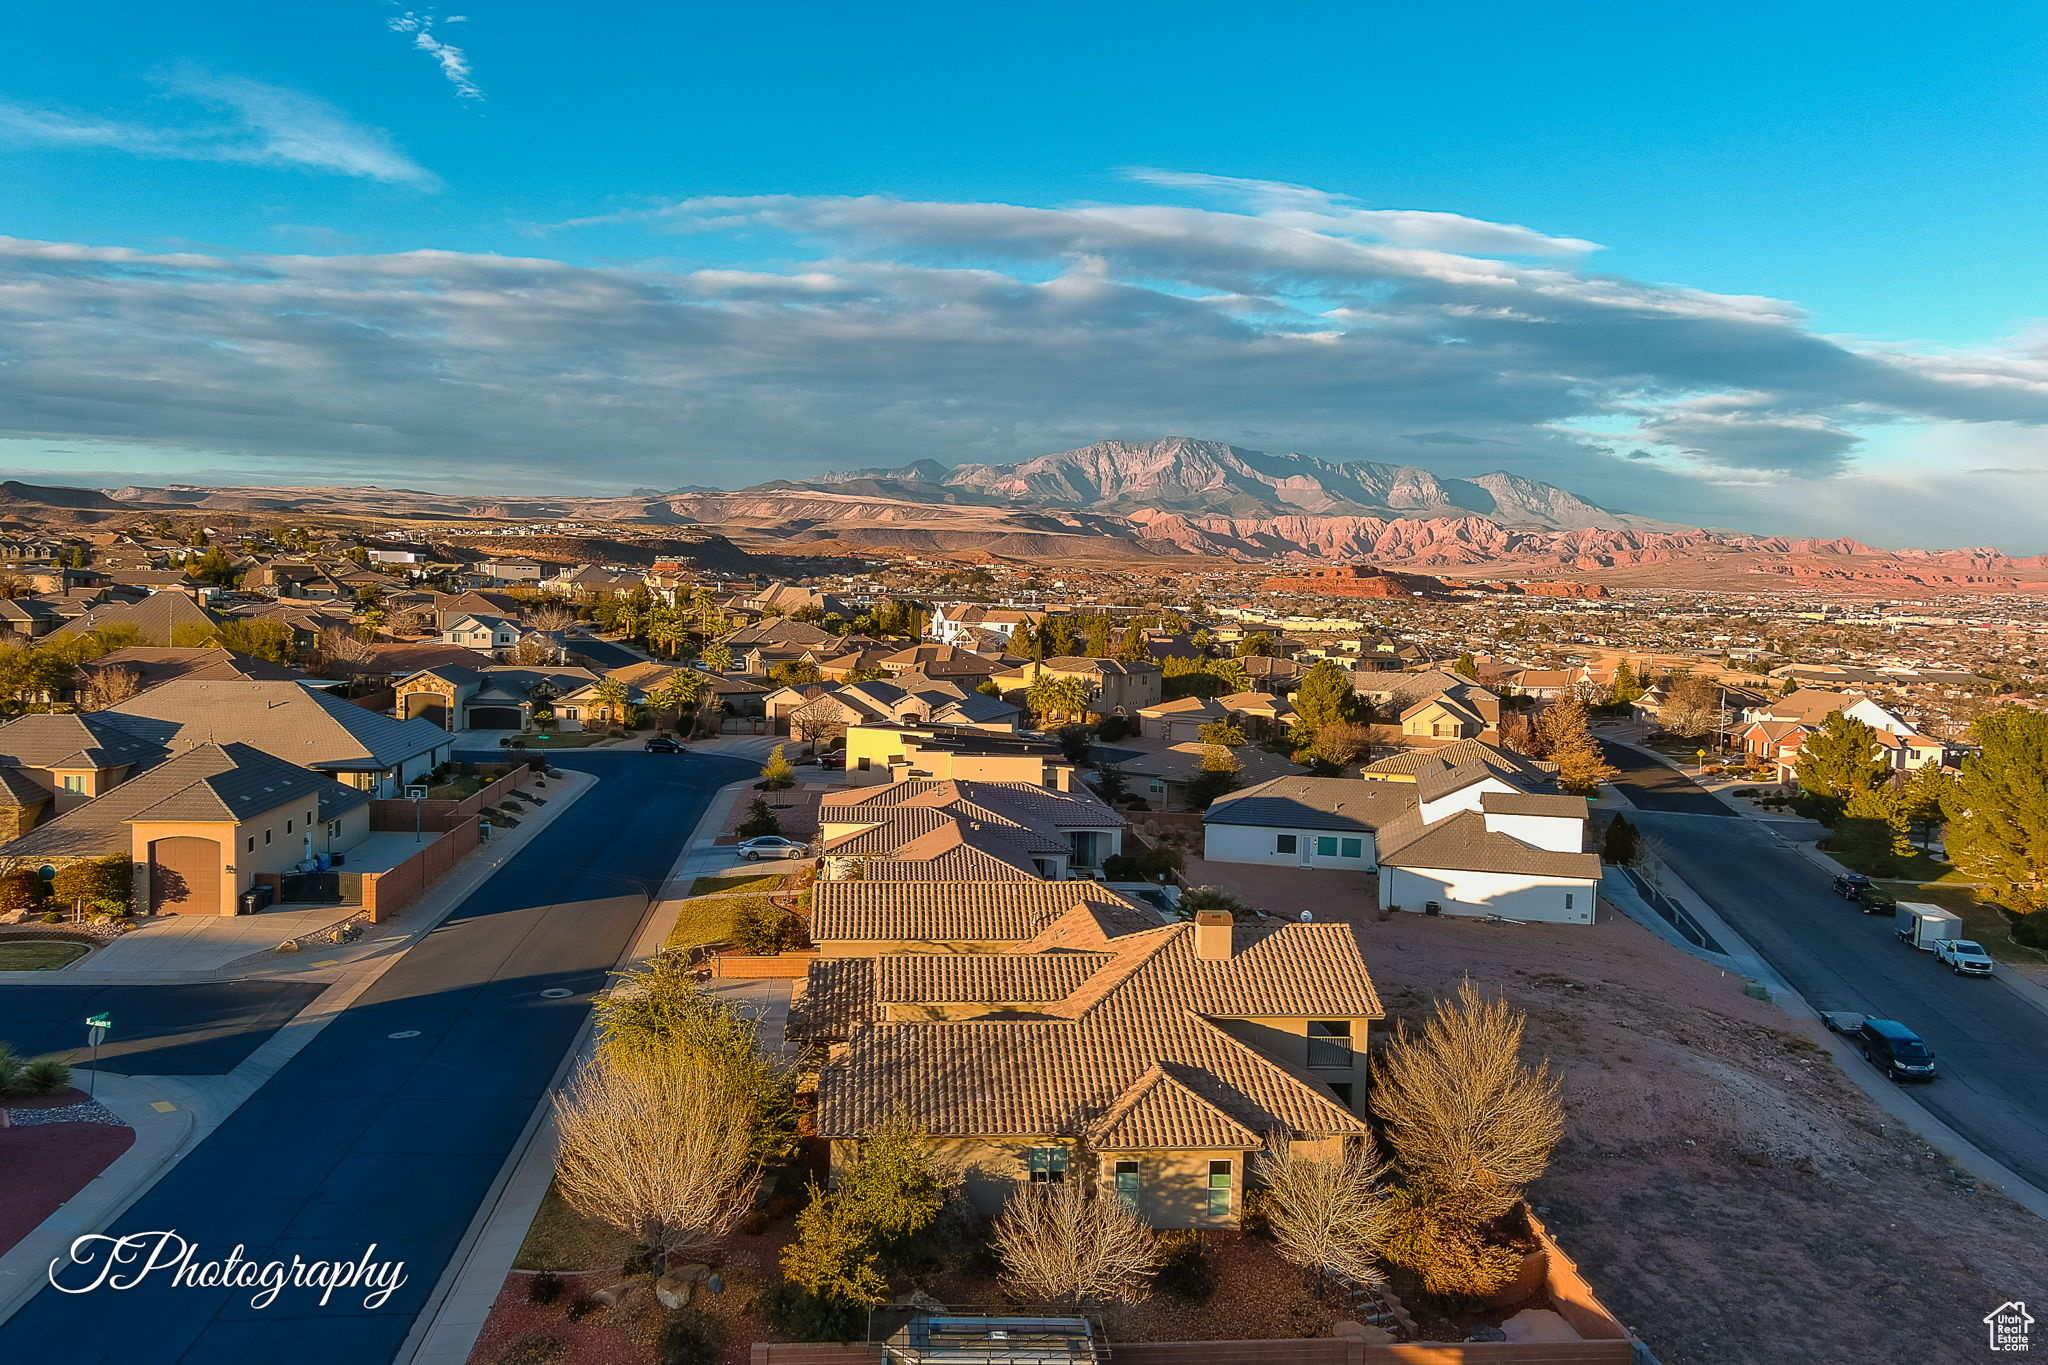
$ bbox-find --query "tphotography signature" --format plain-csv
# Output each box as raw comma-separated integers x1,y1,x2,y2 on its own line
47,1232,408,1310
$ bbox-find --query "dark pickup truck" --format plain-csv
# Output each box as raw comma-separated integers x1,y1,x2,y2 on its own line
1831,872,1896,915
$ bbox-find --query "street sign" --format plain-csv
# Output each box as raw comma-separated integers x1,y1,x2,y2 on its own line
86,1012,111,1029
84,1013,110,1095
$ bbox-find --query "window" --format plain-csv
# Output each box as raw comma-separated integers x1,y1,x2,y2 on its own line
1149,779,1165,793
1206,1160,1232,1217
286,820,293,834
328,821,342,839
1026,1147,1068,1183
1564,893,1575,909
246,837,255,853
1274,834,1297,854
263,829,272,845
1113,1160,1140,1208
1315,836,1337,857
1307,1020,1352,1069
59,775,88,794
1339,837,1363,859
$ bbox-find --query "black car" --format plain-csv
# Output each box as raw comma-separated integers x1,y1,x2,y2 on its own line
644,736,685,753
1856,1018,1938,1083
1833,872,1895,914
1832,872,1870,900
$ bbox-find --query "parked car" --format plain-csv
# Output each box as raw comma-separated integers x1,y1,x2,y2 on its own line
736,835,809,861
816,752,846,771
644,736,685,753
1830,872,1896,913
1855,1018,1938,1082
1934,939,1996,976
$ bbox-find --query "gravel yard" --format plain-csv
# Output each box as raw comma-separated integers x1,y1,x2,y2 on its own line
1201,856,2048,1365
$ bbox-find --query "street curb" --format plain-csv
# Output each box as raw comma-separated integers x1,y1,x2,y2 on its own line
396,769,764,1365
1610,808,2048,1223
0,771,597,1331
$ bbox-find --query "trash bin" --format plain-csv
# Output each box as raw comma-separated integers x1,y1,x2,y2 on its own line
239,885,275,916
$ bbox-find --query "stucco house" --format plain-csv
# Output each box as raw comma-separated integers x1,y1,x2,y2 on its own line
0,740,371,916
395,664,598,733
817,775,1124,879
791,914,1382,1227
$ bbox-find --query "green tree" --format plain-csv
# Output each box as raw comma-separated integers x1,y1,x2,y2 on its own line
1085,616,1112,658
782,1118,945,1311
1608,659,1644,707
1793,712,1890,806
1009,620,1036,658
1944,707,2048,912
1190,627,1213,656
761,744,797,790
50,855,133,915
1235,632,1276,658
700,642,733,673
1453,652,1479,680
216,619,298,664
1026,673,1092,725
186,548,241,587
590,676,632,726
1196,719,1246,748
1601,815,1639,865
1182,745,1243,810
1290,659,1358,746
1116,624,1149,663
736,796,783,840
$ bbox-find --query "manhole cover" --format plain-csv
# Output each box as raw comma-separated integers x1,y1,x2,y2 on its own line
539,988,574,999
388,1030,421,1039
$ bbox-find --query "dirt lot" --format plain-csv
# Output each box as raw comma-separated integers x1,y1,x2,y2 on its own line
1194,854,2048,1365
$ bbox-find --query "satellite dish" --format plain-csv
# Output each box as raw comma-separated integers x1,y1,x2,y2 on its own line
1299,910,1313,922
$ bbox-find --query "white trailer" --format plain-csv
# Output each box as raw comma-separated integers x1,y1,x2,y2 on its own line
1895,902,1964,950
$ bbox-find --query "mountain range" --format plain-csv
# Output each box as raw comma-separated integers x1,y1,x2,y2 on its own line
764,437,1681,532
13,438,2047,592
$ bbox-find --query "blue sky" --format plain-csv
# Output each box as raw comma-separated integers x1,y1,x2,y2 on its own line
4,1,2048,547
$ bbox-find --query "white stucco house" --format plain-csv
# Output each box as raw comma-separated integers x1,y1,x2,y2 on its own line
1201,744,1602,924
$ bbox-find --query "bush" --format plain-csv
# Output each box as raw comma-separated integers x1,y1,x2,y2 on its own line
731,899,810,954
654,1310,722,1365
1153,1229,1214,1303
1179,885,1251,921
736,797,783,840
762,1283,865,1343
0,869,41,913
525,1271,564,1306
495,1332,568,1365
19,1058,70,1096
2015,910,2048,950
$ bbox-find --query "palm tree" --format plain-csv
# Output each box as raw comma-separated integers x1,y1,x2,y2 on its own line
648,611,688,659
591,676,632,727
651,670,706,731
1026,674,1093,726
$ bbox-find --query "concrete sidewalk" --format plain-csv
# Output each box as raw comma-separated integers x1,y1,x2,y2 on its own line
0,769,599,1329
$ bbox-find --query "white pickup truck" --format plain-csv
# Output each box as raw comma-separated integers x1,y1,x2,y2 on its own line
1933,939,1996,976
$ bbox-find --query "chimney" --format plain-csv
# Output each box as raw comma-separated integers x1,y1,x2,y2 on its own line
1194,910,1233,961
1052,765,1074,793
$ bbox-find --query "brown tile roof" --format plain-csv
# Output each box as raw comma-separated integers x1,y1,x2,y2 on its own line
809,880,1147,944
1087,1064,1260,1150
874,952,1108,1005
814,921,1380,1147
1478,791,1589,818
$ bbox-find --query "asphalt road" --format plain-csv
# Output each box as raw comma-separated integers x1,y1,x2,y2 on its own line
0,747,756,1364
1603,745,2048,1196
0,980,322,1075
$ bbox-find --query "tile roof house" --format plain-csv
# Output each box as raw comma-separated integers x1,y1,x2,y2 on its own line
808,880,1160,956
394,664,598,733
1355,670,1502,748
101,680,453,797
794,915,1382,1226
50,590,224,646
75,646,305,695
1205,752,1601,923
0,740,373,916
0,713,171,833
1112,742,1306,813
818,777,1124,877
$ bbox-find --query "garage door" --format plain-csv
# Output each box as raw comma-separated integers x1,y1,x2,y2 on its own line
150,836,221,915
405,694,449,728
466,706,523,729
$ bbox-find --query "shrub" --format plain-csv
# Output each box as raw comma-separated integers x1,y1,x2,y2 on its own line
0,869,41,912
1153,1230,1214,1303
562,1293,602,1321
2015,910,2048,950
19,1058,70,1096
736,797,783,840
763,1283,865,1343
525,1272,564,1306
495,1332,569,1365
1178,885,1251,921
654,1312,722,1365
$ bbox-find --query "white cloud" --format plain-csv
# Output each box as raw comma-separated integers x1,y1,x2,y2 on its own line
0,72,437,187
11,178,2048,547
387,10,485,101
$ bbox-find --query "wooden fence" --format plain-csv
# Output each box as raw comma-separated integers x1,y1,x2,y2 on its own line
358,817,480,922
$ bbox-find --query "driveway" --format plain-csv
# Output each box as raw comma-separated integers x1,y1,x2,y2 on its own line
0,747,758,1364
1606,754,2048,1197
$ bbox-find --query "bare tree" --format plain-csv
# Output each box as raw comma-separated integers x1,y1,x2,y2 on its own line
1256,1137,1393,1289
317,626,377,669
551,1035,761,1266
505,634,558,666
529,602,577,633
1371,978,1564,1225
993,1163,1159,1307
76,665,144,712
386,603,436,638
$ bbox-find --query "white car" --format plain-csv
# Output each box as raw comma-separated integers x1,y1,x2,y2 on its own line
735,836,809,861
1933,939,1995,976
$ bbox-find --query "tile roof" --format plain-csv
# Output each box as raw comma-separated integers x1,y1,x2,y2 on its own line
1205,776,1413,832
814,921,1380,1147
80,646,305,688
1479,791,1589,818
1363,738,1548,780
0,742,370,859
1379,810,1601,880
809,880,1149,944
102,680,451,772
0,713,170,772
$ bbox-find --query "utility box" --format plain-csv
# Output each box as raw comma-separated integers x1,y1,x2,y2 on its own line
1895,902,1962,950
